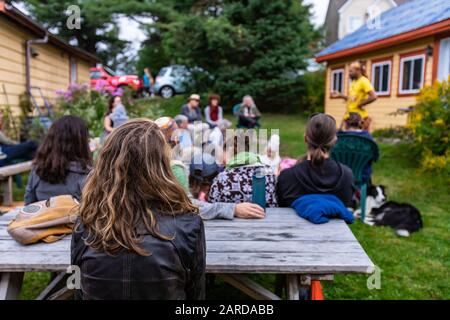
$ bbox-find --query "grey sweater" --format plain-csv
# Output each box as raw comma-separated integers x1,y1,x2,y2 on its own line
193,199,235,220
25,163,90,205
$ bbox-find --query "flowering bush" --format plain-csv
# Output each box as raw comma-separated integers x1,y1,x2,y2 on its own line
55,83,163,138
56,83,108,137
410,78,450,177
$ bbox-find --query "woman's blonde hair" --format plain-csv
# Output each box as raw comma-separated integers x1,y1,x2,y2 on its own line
79,118,198,256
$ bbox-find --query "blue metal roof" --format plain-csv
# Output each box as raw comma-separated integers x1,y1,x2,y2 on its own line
317,0,450,58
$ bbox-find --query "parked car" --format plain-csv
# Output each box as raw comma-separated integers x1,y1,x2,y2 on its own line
153,65,190,99
90,66,143,92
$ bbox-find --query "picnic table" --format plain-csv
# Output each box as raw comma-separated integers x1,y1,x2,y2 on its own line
0,208,375,300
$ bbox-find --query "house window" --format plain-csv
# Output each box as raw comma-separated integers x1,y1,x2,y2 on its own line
371,60,391,95
438,37,450,81
399,54,426,94
348,16,363,34
70,57,77,84
331,69,344,94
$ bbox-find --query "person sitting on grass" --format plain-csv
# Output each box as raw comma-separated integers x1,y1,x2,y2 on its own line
24,116,92,205
276,113,354,208
72,119,205,300
339,112,376,183
155,117,265,220
181,94,210,143
174,114,193,149
208,133,278,207
101,95,129,142
191,152,266,219
0,116,37,167
235,95,261,129
204,94,232,130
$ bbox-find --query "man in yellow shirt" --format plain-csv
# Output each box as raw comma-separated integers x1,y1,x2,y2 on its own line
332,61,377,130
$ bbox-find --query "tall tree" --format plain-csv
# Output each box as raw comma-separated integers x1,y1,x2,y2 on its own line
156,0,320,111
19,0,130,69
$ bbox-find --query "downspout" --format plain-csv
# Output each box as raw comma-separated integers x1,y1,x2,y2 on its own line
25,33,49,93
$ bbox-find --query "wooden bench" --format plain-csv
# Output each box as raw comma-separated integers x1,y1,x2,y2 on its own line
0,161,32,206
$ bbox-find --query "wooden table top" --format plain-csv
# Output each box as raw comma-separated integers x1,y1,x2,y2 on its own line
0,208,374,275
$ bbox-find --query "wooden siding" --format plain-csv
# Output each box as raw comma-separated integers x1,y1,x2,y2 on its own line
0,16,92,115
324,37,434,130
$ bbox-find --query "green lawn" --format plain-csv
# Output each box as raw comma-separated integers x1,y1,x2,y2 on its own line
12,113,450,300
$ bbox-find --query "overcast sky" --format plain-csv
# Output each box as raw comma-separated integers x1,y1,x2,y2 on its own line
304,0,330,26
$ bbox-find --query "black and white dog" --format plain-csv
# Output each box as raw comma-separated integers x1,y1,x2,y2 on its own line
355,185,423,237
354,185,387,220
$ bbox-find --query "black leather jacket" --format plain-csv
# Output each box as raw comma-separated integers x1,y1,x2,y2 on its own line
71,212,206,300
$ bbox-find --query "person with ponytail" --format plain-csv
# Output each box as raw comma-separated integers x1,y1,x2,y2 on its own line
331,61,377,131
276,113,353,207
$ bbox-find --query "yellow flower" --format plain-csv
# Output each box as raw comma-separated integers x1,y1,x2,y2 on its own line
433,119,445,127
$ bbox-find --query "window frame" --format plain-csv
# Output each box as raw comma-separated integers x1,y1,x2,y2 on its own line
371,58,392,97
69,57,78,84
398,51,426,96
330,67,345,98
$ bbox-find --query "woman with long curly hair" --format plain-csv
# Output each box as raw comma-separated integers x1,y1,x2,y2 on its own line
71,119,205,300
24,115,92,205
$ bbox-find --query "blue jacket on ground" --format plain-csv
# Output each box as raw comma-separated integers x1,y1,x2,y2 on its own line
291,194,354,224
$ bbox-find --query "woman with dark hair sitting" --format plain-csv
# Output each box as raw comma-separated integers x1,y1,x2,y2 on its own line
277,113,354,208
101,95,129,142
72,119,205,300
24,115,92,205
204,94,232,130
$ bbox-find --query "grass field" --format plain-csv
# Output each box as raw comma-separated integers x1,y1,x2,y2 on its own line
11,113,450,300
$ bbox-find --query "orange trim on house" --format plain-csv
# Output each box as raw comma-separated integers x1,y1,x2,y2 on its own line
371,55,394,64
316,19,450,63
396,49,428,97
370,56,394,97
432,38,441,82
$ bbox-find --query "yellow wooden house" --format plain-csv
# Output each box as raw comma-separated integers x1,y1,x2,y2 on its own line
0,0,99,115
316,0,450,130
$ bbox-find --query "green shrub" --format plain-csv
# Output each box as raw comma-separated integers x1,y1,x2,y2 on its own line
410,78,450,178
55,84,187,138
56,84,108,137
298,70,325,114
372,126,414,142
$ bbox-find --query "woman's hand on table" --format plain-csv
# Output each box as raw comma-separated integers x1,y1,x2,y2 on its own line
234,203,266,219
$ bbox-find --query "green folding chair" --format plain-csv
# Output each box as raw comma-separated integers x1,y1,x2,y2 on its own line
331,133,380,221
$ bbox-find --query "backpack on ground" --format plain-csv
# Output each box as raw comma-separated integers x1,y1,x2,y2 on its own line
7,195,79,245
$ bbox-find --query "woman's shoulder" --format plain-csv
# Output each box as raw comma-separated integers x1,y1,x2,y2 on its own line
68,162,91,175
156,212,204,244
329,160,353,180
27,167,40,183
